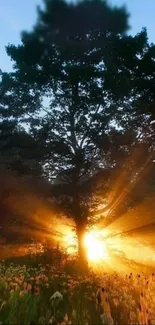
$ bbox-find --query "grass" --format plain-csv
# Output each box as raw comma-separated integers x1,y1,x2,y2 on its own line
0,259,100,325
0,251,154,324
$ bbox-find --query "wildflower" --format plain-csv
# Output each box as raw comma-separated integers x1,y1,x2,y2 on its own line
50,291,63,302
43,275,48,282
35,280,40,285
48,317,55,324
45,283,49,288
72,309,76,320
0,301,6,312
19,291,26,297
67,283,73,288
35,275,40,280
64,314,68,322
27,283,32,292
61,282,67,288
67,275,72,280
34,286,40,296
50,291,63,313
10,281,16,288
23,282,28,290
15,283,19,291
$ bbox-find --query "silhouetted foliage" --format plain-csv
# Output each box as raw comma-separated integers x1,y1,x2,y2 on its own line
1,0,155,262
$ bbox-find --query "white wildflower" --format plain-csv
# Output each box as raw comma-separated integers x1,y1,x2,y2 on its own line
50,291,63,303
50,291,63,314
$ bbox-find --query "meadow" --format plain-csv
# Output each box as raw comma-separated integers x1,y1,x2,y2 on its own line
0,249,154,325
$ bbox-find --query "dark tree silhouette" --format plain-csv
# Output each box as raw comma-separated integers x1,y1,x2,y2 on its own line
1,0,155,264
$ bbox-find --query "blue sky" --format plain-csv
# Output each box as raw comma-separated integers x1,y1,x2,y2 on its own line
0,0,155,72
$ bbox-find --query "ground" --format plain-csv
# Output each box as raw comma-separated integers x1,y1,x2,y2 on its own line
0,251,154,325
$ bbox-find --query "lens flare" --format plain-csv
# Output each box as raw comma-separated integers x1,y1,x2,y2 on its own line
84,231,108,262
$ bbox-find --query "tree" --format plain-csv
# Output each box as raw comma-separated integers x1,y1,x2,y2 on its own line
2,0,155,264
0,71,44,176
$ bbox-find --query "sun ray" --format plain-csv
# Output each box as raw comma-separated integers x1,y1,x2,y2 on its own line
84,230,109,262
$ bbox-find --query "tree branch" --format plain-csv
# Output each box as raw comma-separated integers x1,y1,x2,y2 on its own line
68,83,79,152
80,103,101,148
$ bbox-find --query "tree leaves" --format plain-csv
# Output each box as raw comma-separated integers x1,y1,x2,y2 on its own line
1,0,155,231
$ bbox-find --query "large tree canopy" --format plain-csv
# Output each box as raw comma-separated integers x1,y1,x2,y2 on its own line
1,0,155,262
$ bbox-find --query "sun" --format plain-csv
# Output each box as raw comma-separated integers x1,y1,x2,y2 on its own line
84,230,108,262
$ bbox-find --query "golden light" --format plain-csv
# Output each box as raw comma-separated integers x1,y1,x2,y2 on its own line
84,231,108,262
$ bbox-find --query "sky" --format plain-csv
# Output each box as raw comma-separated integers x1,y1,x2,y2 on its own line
0,0,155,72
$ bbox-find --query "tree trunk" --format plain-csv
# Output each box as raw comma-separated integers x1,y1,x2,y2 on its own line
76,225,88,271
72,189,89,271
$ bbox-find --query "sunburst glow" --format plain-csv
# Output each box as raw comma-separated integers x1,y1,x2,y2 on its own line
84,231,108,262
